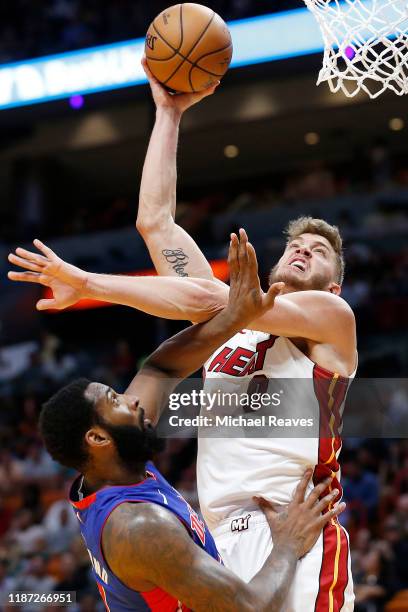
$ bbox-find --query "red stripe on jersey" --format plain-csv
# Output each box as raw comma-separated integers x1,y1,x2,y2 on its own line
313,365,349,505
334,527,349,611
97,582,111,611
72,492,97,510
140,586,190,611
314,521,349,612
313,365,351,611
70,472,156,510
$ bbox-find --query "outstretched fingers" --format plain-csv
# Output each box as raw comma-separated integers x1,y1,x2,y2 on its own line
8,271,50,286
318,502,346,528
315,489,340,515
36,298,58,311
246,241,259,276
14,246,47,265
228,233,240,284
196,80,220,99
33,239,57,260
141,55,163,88
292,469,314,505
238,228,249,266
305,477,332,509
8,253,43,273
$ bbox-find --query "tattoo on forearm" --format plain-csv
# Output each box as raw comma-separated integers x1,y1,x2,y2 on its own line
162,249,189,277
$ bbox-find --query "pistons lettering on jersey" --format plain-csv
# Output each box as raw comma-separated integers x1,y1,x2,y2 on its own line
231,514,251,532
87,548,108,584
208,336,276,377
173,487,207,546
189,508,206,545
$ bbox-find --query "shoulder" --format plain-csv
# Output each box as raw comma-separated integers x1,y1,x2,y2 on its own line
102,502,191,589
316,292,355,323
104,501,184,544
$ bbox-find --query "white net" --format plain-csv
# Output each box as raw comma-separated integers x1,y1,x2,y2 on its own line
304,0,408,98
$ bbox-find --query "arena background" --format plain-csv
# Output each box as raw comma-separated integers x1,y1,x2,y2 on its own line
0,1,407,610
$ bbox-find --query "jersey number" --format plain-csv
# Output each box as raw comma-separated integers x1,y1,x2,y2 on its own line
244,375,269,412
190,512,206,546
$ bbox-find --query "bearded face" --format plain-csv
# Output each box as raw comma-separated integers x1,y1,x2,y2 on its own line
100,419,165,471
269,233,340,292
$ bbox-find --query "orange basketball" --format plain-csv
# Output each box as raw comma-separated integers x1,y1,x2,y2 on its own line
145,3,233,93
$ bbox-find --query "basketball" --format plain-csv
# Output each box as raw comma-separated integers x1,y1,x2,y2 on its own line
145,3,233,93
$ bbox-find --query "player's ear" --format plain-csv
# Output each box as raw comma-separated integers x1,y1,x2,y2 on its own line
328,283,341,296
85,427,111,448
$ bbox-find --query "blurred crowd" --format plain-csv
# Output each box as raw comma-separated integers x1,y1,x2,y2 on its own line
0,0,299,64
3,141,408,246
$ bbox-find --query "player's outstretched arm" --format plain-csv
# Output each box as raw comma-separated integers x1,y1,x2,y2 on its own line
137,57,225,283
102,471,345,612
7,239,227,321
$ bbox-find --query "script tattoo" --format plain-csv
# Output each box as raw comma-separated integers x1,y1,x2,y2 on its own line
162,248,190,277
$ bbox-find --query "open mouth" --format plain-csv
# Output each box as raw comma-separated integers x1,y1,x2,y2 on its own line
289,259,306,272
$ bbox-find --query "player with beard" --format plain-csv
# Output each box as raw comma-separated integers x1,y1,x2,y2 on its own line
29,236,345,612
133,60,357,611
8,62,357,610
8,231,356,612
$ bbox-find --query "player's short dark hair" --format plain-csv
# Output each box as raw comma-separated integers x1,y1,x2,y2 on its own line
39,378,96,472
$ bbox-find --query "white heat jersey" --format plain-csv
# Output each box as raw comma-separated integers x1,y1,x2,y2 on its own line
198,330,356,532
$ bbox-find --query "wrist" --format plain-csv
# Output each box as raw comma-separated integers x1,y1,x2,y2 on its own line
215,308,247,336
81,271,94,298
272,541,300,562
220,306,251,333
156,106,182,123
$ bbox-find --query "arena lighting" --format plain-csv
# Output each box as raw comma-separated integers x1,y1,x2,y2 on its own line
389,117,405,131
0,7,323,111
69,94,84,109
41,259,229,312
224,145,240,158
304,131,320,145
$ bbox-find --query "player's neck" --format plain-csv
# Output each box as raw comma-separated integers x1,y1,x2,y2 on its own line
83,464,147,495
279,284,297,295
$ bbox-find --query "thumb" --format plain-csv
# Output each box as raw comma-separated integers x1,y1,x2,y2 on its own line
264,282,285,309
36,298,59,311
197,81,220,100
205,81,220,95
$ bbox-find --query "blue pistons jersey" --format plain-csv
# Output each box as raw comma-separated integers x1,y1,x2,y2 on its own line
69,462,221,611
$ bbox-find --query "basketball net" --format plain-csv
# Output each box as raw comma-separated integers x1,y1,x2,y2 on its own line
304,0,408,98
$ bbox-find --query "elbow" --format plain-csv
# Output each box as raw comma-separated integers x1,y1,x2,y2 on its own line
136,203,171,238
135,215,156,238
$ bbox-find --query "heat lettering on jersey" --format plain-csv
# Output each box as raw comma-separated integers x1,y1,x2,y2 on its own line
207,336,276,377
